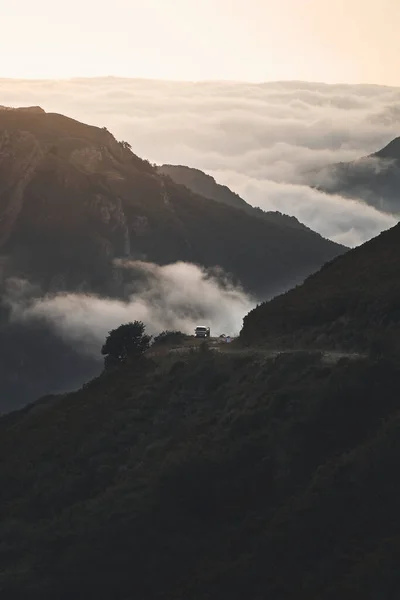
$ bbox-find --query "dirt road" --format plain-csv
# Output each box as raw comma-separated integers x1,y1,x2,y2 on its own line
148,337,364,363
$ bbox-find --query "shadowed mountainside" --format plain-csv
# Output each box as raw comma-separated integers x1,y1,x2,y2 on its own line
1,112,399,596
241,220,400,350
0,348,399,599
0,106,345,298
310,136,400,214
0,106,347,411
158,163,310,230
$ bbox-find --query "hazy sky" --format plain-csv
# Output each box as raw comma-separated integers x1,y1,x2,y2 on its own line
2,0,399,84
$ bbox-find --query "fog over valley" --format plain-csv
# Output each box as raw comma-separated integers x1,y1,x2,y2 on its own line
7,261,254,356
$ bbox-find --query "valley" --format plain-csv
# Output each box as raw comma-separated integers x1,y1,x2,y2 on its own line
0,106,346,412
0,100,399,600
3,3,400,598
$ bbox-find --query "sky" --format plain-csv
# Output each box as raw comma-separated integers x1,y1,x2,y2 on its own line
2,0,400,84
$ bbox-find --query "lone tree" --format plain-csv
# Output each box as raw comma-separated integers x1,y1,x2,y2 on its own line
101,321,151,369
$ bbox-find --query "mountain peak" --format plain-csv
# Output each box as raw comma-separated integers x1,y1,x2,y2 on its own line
311,135,400,214
374,136,400,160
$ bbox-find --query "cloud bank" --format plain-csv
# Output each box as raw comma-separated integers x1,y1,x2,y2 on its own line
7,261,254,354
2,77,400,245
205,170,397,247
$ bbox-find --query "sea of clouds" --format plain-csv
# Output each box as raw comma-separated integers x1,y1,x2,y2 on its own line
2,77,399,246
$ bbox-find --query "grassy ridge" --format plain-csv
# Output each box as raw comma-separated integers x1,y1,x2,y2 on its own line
241,222,400,352
1,349,399,598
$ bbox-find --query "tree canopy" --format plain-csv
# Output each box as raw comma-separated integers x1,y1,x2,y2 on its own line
101,321,151,368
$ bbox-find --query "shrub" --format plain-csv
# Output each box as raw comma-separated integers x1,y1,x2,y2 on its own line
153,330,188,347
101,321,151,369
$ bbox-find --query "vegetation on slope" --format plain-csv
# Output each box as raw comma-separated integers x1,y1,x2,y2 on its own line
241,222,400,351
1,348,399,599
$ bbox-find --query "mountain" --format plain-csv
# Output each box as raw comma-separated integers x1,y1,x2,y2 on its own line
0,106,345,299
1,346,399,598
158,163,309,230
241,220,400,350
0,106,346,411
310,137,400,214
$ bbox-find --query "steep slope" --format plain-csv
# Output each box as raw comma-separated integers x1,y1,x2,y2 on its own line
1,349,400,599
158,163,309,230
241,221,400,349
0,106,345,298
310,137,400,214
0,106,348,413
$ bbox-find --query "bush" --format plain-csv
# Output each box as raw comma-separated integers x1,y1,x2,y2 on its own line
101,321,151,369
153,330,188,347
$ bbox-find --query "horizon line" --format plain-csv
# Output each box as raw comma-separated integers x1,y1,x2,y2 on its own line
0,75,396,89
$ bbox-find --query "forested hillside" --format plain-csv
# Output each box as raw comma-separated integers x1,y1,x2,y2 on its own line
0,348,399,599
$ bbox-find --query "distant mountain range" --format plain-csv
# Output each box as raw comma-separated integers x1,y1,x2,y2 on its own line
0,106,345,411
310,136,400,214
158,164,310,231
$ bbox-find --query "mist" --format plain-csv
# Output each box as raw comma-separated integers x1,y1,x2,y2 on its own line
205,170,397,247
8,261,255,355
1,77,400,245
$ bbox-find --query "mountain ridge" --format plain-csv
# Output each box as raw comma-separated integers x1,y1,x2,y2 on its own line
241,219,400,350
0,344,399,598
158,163,312,232
0,106,345,298
0,106,346,411
310,136,400,214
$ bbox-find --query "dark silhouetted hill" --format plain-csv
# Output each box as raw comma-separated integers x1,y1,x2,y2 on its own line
158,163,311,230
241,221,400,350
0,106,345,298
1,348,399,598
310,137,400,214
0,106,346,411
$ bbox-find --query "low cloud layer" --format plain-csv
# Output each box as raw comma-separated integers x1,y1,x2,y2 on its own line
2,77,400,244
205,170,397,247
7,261,254,355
